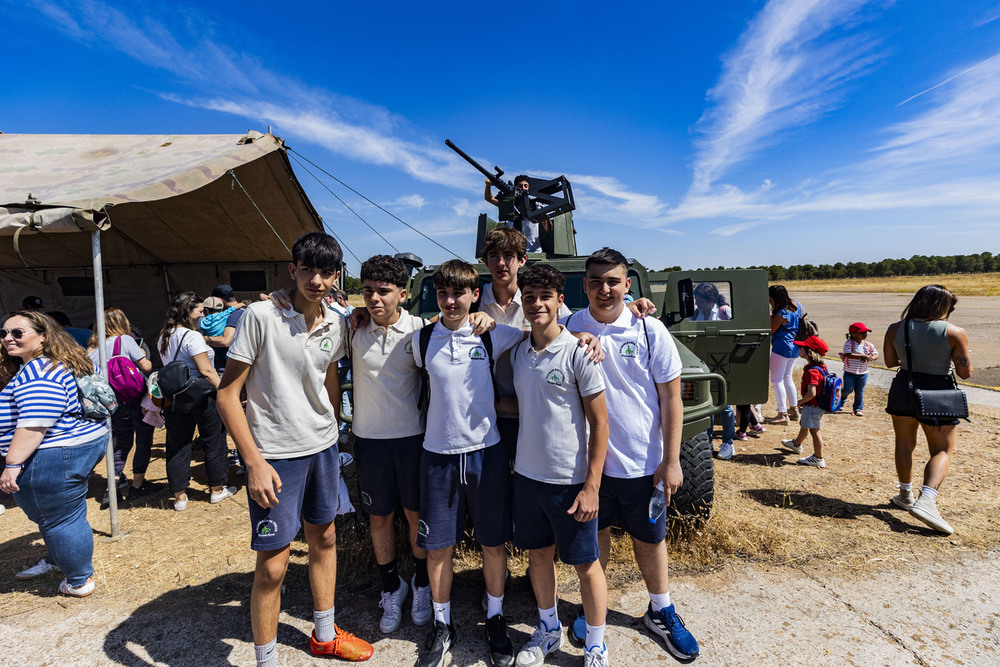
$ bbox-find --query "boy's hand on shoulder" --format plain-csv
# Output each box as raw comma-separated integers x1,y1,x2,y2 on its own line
246,461,282,509
268,288,294,311
468,311,495,336
573,332,604,362
568,484,600,523
349,307,370,330
627,297,657,318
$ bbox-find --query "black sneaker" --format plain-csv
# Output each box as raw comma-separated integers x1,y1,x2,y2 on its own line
415,620,455,667
484,614,514,667
126,482,159,502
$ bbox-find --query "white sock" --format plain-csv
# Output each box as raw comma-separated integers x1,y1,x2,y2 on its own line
585,623,606,652
649,591,671,611
538,605,558,631
254,637,277,667
313,606,336,643
899,482,912,492
434,601,451,625
486,592,504,618
921,486,938,500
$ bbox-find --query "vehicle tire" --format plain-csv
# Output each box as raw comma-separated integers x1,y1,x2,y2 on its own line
670,431,714,520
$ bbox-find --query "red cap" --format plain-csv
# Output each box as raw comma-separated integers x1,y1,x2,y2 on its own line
849,322,872,333
794,335,829,355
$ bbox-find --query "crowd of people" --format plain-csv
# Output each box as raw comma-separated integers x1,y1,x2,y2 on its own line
0,229,977,665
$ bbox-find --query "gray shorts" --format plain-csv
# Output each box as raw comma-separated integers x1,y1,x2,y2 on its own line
800,405,824,429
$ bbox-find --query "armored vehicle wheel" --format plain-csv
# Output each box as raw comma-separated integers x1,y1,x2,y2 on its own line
670,431,714,520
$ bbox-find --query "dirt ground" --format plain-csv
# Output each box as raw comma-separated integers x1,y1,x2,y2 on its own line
2,292,999,665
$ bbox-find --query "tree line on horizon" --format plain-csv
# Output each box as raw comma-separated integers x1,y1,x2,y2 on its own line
675,251,998,281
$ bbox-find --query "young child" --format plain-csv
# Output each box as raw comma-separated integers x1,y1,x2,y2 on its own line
781,335,830,468
840,322,879,416
217,233,373,666
504,264,611,667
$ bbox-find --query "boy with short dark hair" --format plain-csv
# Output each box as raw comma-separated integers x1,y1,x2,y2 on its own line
505,263,612,667
218,232,373,666
352,254,432,632
564,247,700,661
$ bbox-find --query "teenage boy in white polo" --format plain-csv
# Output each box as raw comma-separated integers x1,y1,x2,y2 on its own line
503,263,611,667
564,247,700,661
217,233,373,666
351,255,432,633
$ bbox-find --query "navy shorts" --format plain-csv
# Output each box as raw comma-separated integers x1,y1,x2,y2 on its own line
417,443,512,551
597,474,666,544
497,417,519,469
512,474,599,565
247,445,341,552
354,433,423,516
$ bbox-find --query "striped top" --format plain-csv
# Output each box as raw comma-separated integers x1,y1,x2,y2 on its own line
0,357,108,455
842,339,876,375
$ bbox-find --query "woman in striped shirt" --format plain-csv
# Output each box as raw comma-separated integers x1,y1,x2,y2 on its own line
0,311,109,597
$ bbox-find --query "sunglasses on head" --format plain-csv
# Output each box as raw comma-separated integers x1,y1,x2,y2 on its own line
0,328,27,340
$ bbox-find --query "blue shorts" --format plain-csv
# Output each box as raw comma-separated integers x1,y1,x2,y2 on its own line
512,474,599,565
247,445,341,552
355,433,423,516
417,444,512,551
799,405,824,429
597,474,666,544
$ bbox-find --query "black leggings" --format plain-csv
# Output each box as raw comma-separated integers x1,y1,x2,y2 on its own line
736,405,759,433
164,396,229,493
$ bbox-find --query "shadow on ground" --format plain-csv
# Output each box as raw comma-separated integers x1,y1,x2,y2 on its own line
743,488,937,535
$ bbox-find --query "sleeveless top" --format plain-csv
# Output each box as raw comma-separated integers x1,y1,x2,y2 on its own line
894,320,952,375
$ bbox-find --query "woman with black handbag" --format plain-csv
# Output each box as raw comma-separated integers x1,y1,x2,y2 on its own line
884,285,972,535
157,292,234,512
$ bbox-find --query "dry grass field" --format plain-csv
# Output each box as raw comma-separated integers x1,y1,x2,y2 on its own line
779,272,1000,296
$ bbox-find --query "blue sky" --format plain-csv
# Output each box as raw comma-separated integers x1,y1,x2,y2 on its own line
3,0,1000,273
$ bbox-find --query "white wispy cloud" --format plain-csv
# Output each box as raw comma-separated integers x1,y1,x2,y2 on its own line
690,0,885,194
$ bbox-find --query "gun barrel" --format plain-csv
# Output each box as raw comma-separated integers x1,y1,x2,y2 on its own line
445,139,503,184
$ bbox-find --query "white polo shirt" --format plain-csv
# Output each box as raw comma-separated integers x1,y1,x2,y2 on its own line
511,327,605,484
480,281,571,418
228,301,346,459
351,310,427,439
563,307,682,479
412,321,524,455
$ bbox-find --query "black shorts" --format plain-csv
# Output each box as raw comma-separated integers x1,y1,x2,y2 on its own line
355,433,423,516
597,474,666,544
885,371,961,426
512,474,599,565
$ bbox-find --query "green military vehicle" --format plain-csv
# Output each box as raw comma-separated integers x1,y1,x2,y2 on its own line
393,143,771,519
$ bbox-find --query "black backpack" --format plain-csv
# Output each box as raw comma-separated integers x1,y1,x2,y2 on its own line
157,330,214,415
415,323,497,409
794,301,819,341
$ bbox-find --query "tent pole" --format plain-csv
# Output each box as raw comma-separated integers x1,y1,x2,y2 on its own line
93,230,122,540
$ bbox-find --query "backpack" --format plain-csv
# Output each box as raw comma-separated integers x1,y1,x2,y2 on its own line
815,366,844,413
106,336,147,403
74,371,119,421
415,323,497,409
156,330,215,415
199,306,237,337
794,301,819,341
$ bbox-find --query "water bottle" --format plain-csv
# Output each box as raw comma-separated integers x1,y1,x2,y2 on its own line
648,481,666,523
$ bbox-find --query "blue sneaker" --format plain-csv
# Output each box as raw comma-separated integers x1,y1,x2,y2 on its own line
568,613,586,648
642,602,699,660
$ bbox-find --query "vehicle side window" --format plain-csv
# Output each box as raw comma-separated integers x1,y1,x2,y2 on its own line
691,281,733,321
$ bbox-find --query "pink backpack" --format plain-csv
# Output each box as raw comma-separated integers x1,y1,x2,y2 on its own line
107,336,147,403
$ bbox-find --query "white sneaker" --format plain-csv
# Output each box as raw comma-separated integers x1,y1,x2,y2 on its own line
58,577,95,598
892,489,915,510
717,442,735,460
0,504,5,516
781,439,803,454
583,644,609,667
379,576,409,633
16,558,57,580
516,622,562,666
410,575,432,626
909,493,954,535
173,495,188,511
797,455,826,468
210,486,236,504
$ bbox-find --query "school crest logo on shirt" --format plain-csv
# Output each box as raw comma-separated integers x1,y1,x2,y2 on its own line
320,337,334,352
469,345,487,361
546,370,565,386
619,341,638,358
256,518,278,538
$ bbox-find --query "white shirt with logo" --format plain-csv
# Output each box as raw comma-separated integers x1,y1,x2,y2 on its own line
412,321,524,455
511,327,605,484
563,307,682,479
228,301,346,459
351,310,427,439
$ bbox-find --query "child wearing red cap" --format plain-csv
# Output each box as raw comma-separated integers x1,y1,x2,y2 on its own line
840,322,879,416
781,336,829,468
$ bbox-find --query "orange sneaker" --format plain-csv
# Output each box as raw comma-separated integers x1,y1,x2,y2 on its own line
310,626,374,661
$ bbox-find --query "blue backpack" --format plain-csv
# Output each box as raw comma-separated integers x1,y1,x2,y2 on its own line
816,366,844,413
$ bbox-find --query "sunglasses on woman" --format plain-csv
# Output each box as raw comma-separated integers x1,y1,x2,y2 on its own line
0,328,27,340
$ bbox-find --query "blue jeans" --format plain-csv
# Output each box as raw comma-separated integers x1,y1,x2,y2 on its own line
708,405,735,445
14,433,109,586
842,372,868,411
